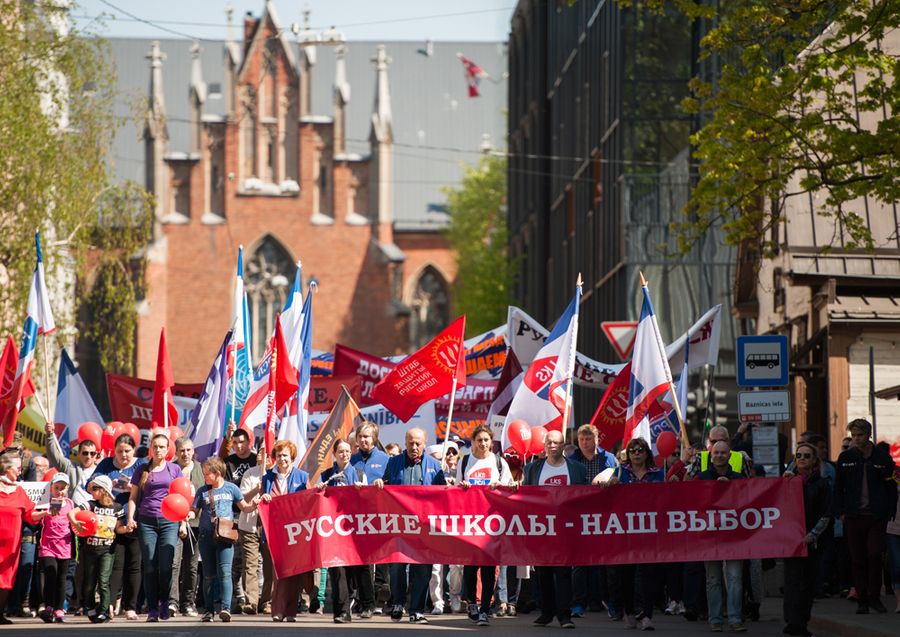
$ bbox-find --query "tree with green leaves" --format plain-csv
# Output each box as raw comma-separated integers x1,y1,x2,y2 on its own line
660,0,900,255
443,155,513,336
0,1,153,377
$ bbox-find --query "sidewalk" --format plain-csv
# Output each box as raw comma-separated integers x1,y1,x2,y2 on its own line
807,595,899,637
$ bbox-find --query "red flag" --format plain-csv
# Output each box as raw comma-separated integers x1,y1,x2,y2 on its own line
152,328,178,428
458,54,486,97
590,363,630,450
263,316,299,453
372,316,467,422
0,336,37,442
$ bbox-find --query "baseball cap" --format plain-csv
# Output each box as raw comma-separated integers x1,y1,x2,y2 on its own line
51,472,70,486
88,474,113,497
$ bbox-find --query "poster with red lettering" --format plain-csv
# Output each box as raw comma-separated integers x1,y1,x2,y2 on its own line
259,478,807,578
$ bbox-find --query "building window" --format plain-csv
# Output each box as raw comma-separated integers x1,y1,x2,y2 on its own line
409,266,450,350
245,235,294,365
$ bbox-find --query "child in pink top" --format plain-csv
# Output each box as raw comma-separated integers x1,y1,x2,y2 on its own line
31,472,79,623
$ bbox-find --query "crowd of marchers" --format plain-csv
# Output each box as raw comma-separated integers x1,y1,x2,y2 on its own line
0,416,897,637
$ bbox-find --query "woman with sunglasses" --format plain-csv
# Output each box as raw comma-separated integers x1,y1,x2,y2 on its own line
607,437,663,630
782,443,831,637
94,432,146,620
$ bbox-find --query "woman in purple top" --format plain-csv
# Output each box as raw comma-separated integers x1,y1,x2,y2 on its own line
127,432,183,623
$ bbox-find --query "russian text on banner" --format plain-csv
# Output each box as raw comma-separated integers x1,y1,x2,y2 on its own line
259,478,807,578
372,316,467,422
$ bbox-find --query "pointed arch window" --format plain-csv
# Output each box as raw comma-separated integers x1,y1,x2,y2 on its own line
245,235,294,365
409,266,450,350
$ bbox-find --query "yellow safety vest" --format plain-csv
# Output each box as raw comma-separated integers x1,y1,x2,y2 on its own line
700,450,743,474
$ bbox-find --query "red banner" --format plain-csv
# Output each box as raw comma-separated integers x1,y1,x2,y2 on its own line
106,373,204,428
333,344,395,405
259,479,807,578
306,375,361,413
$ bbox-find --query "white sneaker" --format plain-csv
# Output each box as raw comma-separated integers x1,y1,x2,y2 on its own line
665,601,677,615
640,617,654,631
676,601,685,615
431,605,444,616
450,594,462,613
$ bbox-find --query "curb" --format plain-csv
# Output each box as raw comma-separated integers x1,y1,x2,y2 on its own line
809,614,898,637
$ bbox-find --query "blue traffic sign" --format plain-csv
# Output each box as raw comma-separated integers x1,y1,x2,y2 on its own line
736,335,789,387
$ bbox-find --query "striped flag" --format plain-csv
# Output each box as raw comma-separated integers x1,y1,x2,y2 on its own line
189,331,231,461
2,232,56,447
279,288,313,462
227,246,252,424
623,277,674,446
54,349,104,458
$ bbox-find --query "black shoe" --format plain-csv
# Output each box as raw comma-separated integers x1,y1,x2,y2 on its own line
870,599,887,613
334,613,351,624
560,619,575,629
359,608,374,619
201,612,214,622
0,616,12,625
410,613,428,624
390,604,404,621
683,608,698,622
533,614,554,626
856,603,869,614
469,607,480,622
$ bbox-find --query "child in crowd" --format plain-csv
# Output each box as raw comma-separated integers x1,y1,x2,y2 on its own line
31,473,78,623
80,475,127,623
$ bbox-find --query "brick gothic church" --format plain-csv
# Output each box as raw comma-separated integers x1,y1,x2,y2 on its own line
134,3,459,381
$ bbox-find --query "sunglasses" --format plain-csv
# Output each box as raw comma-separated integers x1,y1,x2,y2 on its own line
80,451,97,457
627,447,646,454
89,485,104,491
795,452,813,459
446,449,459,456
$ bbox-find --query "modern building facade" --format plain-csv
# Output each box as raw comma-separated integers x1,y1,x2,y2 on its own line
508,0,738,431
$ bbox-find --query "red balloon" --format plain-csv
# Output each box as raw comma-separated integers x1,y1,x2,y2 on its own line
506,420,532,456
73,509,97,537
169,476,193,500
529,426,548,456
168,427,184,445
123,423,142,447
101,423,121,455
653,454,666,467
656,431,678,458
890,437,900,465
42,468,57,482
161,493,190,522
78,422,103,447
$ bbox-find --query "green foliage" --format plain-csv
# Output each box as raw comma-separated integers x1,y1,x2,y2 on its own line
665,0,899,255
615,0,896,254
0,1,152,372
443,156,513,336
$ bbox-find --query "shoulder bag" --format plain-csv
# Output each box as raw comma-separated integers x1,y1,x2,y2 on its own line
206,486,238,544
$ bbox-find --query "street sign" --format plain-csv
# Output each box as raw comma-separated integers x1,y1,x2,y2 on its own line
736,335,789,387
738,390,791,423
601,321,638,361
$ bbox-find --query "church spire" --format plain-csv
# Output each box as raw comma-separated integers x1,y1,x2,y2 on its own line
333,44,350,155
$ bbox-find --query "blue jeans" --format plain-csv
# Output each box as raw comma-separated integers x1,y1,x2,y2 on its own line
198,531,235,614
705,560,743,626
888,533,900,589
390,563,431,614
137,515,179,608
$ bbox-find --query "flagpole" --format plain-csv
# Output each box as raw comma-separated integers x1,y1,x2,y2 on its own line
561,273,583,433
440,377,459,470
41,339,53,423
639,271,691,450
230,342,237,426
31,385,50,422
163,390,168,429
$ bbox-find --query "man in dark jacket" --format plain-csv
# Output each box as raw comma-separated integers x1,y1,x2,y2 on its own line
523,429,587,629
833,418,897,614
373,427,445,624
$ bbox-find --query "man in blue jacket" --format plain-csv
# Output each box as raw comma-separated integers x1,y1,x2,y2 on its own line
373,427,445,624
523,429,587,629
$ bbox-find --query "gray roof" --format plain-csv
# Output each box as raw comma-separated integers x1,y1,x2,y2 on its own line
105,37,508,231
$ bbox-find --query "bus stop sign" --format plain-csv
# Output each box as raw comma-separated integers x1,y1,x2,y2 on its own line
736,335,789,387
